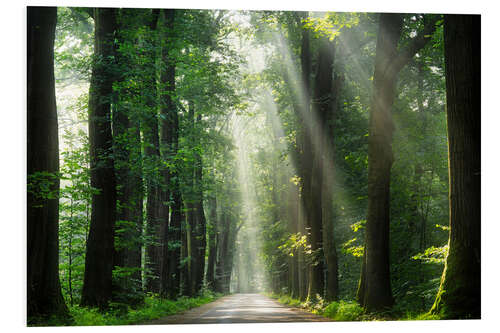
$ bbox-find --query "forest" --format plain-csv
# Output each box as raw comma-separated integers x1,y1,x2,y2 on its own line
26,5,480,326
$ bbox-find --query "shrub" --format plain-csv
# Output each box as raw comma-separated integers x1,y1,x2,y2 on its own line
322,301,363,321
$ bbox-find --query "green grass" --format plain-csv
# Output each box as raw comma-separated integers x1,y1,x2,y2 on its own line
322,300,364,321
30,290,221,326
266,292,440,322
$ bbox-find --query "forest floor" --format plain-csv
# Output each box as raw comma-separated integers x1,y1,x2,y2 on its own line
140,293,332,324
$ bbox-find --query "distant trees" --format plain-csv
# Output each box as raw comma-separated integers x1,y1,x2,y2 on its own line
27,6,69,321
430,14,481,319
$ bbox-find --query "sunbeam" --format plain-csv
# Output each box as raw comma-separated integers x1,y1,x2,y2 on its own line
28,6,468,326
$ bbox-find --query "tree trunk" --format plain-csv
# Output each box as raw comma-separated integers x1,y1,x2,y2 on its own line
358,13,438,311
214,221,226,293
159,8,177,299
359,13,401,311
27,6,69,321
430,14,481,319
185,103,207,295
297,11,313,302
181,215,192,296
167,182,183,298
314,37,340,302
111,9,144,305
206,195,218,290
131,122,144,290
306,35,340,301
215,210,234,293
193,115,207,294
143,10,162,294
81,7,118,309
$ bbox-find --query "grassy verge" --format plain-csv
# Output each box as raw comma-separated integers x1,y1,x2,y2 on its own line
31,291,222,326
265,293,439,322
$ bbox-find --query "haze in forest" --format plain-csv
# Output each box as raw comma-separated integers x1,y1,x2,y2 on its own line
26,5,480,326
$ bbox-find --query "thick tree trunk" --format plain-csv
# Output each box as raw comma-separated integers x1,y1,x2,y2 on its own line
358,13,439,311
27,6,69,321
306,36,340,301
314,37,340,302
81,8,118,309
430,14,481,319
357,13,402,311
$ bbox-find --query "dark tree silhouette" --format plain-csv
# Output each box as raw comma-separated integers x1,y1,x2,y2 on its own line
430,14,481,319
81,7,118,309
27,6,69,321
358,13,439,311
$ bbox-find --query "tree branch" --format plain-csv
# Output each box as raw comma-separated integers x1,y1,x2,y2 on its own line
393,15,441,74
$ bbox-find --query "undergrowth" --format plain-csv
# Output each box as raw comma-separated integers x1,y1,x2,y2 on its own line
30,290,221,326
266,292,440,322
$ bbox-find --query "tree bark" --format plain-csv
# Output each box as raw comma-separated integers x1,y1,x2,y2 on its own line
306,36,338,301
81,7,118,309
358,14,438,311
314,37,341,302
27,6,69,321
430,14,481,319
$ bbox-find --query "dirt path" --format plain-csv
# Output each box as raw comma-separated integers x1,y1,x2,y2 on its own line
141,293,332,325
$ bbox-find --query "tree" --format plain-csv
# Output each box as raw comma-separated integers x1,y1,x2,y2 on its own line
27,6,69,322
185,104,208,296
430,14,480,319
143,9,163,294
358,13,439,311
111,8,145,306
59,129,93,306
159,8,183,299
313,36,341,302
205,194,218,290
81,7,118,309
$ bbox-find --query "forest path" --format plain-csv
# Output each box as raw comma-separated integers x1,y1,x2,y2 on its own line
142,293,332,324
